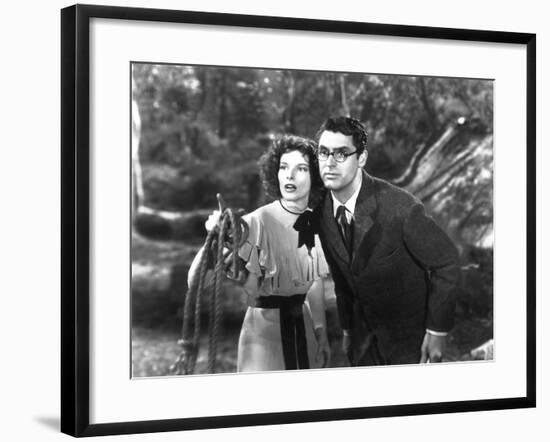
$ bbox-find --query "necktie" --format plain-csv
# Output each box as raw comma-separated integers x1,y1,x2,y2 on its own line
336,205,353,255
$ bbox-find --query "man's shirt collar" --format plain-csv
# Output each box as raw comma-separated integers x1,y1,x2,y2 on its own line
331,172,363,221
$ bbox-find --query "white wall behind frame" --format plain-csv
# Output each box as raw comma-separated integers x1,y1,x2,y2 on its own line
0,0,545,441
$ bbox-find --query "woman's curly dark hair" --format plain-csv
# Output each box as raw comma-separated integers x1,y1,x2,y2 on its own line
258,134,325,208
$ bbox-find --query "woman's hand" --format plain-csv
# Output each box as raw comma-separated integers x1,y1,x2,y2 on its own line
306,279,330,367
243,273,260,306
205,210,222,232
314,326,331,368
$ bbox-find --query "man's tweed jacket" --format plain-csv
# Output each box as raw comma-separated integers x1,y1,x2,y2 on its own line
315,171,459,365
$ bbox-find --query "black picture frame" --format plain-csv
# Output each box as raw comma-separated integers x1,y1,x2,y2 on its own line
61,3,536,437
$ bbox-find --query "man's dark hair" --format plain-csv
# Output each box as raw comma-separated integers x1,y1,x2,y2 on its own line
316,116,368,155
258,134,325,208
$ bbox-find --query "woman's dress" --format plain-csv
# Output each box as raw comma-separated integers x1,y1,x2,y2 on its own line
236,201,329,372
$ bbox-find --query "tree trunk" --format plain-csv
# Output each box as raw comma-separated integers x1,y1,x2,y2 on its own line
218,71,227,138
405,131,492,204
132,99,144,224
339,75,350,117
392,117,493,250
417,77,437,132
283,73,296,133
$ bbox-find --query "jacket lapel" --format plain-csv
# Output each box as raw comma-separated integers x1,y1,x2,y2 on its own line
321,191,350,264
352,172,378,260
319,171,379,266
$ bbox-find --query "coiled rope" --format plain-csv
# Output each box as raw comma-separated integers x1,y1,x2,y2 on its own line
171,194,248,375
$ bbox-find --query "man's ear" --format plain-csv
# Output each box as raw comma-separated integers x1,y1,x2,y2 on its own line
358,150,368,168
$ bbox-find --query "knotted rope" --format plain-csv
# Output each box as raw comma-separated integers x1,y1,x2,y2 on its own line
171,194,248,375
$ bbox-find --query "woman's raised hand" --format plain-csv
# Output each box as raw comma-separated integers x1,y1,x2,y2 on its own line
204,193,228,232
205,210,222,232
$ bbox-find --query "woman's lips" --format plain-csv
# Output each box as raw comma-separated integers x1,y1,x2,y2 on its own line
284,184,297,191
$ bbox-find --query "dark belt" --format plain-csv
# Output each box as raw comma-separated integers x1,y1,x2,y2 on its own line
254,294,309,370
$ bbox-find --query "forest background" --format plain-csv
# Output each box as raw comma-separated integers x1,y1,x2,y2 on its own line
131,64,494,375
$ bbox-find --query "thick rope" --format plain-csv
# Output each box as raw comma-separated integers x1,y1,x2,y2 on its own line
172,231,213,375
207,215,227,372
172,195,248,375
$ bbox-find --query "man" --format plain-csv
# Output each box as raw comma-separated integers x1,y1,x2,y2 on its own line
314,116,459,366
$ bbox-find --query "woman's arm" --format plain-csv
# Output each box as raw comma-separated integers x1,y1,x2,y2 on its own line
187,245,251,291
242,271,260,306
306,279,327,330
187,209,224,289
187,245,214,289
306,278,330,367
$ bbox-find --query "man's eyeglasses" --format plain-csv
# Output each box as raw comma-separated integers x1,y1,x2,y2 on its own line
317,147,357,163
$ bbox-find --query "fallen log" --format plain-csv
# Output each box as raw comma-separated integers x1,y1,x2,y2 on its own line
134,206,212,241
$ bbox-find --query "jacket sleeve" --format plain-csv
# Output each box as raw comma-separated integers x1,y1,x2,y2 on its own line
403,203,459,332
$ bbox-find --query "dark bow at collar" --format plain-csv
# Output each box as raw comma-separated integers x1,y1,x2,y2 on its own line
293,210,319,253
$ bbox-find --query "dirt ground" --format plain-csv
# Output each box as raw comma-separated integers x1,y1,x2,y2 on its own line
131,314,493,377
131,234,493,377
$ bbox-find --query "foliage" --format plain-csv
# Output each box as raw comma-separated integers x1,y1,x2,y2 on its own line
132,63,494,319
133,64,493,203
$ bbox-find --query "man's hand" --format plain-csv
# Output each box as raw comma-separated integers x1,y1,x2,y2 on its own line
314,326,331,368
419,332,446,363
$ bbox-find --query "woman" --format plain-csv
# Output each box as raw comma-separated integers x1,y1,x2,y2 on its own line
188,135,331,372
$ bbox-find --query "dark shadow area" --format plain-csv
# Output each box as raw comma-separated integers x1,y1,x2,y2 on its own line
34,416,59,432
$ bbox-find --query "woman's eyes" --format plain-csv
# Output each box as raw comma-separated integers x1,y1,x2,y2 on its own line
279,165,309,173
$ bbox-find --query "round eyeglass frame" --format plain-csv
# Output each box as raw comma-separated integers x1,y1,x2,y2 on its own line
317,148,358,162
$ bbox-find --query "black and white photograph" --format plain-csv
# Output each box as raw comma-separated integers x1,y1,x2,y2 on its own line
131,63,495,377
1,0,545,440
57,3,536,437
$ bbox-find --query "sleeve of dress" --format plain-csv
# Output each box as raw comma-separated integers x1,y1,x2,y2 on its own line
237,212,277,278
312,234,331,280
